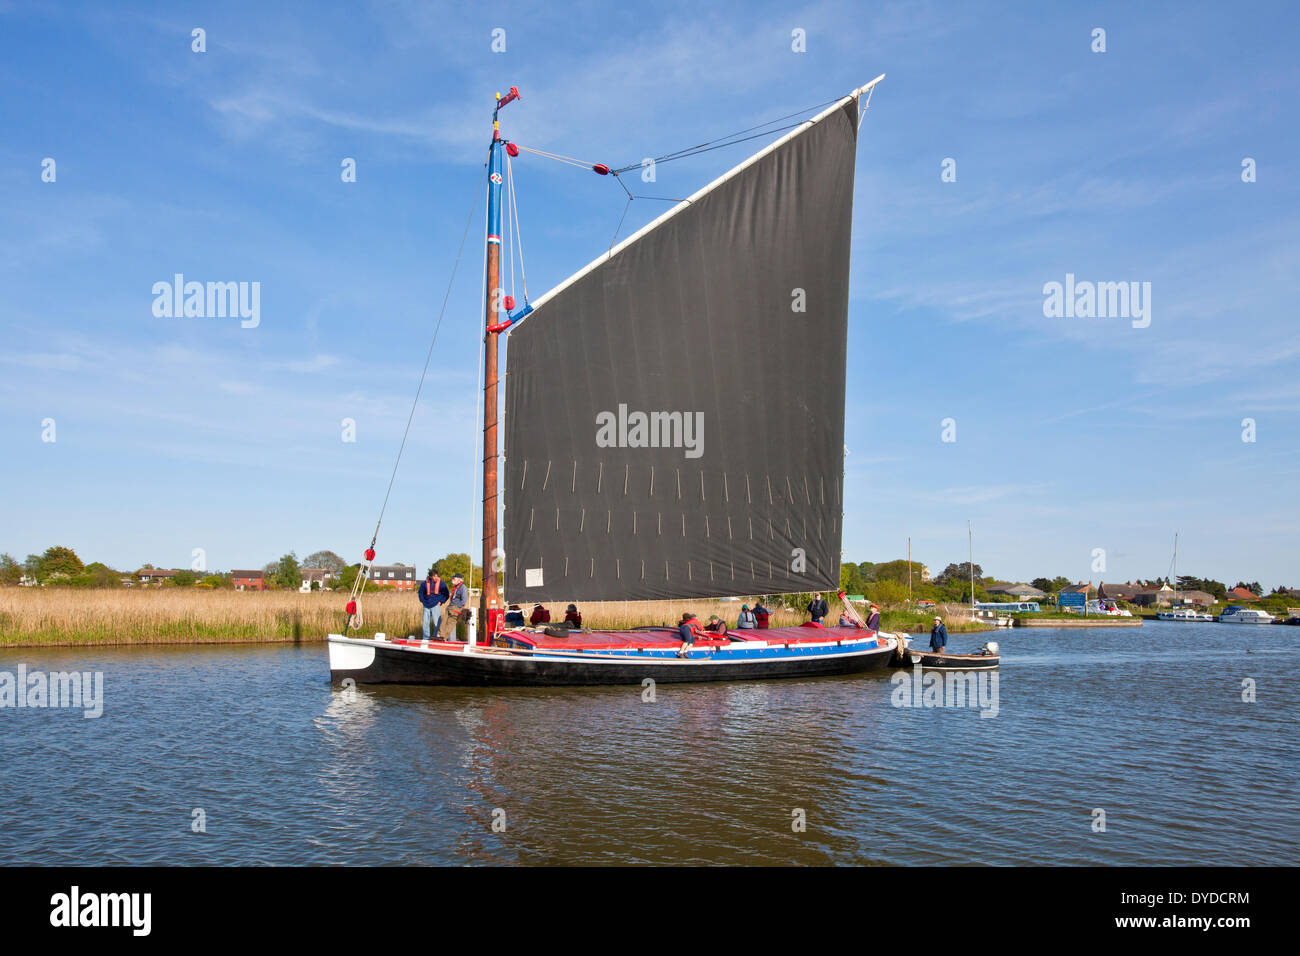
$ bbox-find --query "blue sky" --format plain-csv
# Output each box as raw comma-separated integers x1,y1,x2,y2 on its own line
2,0,1297,589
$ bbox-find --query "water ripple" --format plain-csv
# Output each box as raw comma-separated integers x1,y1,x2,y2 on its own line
0,622,1295,864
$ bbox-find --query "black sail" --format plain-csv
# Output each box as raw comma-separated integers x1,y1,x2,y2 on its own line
503,98,859,602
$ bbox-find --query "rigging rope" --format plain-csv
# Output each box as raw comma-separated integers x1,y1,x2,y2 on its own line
344,162,488,635
513,144,595,169
507,154,529,300
608,96,840,174
506,156,515,302
511,96,848,254
468,177,490,628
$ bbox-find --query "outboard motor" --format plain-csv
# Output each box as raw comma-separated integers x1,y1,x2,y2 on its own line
984,641,999,656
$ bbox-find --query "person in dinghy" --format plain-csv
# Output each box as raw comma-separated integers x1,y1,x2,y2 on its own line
930,616,948,654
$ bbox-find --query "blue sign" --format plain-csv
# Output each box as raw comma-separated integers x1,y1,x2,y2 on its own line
1058,592,1086,607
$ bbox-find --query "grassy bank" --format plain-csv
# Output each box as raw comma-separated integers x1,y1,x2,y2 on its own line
0,589,417,647
0,590,818,647
880,609,995,634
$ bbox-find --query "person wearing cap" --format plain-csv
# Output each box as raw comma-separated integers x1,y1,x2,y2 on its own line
929,616,948,654
418,568,449,641
737,604,757,629
504,604,525,626
441,572,470,640
529,603,550,626
866,603,881,631
704,615,728,635
807,592,829,624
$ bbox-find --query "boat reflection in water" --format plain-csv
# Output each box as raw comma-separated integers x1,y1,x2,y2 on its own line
316,671,904,865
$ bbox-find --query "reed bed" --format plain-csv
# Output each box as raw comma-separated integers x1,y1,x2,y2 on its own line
1,589,985,647
0,590,815,647
0,589,408,647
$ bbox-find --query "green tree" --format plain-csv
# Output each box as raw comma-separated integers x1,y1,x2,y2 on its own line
78,563,123,588
1031,577,1055,592
39,546,85,580
269,553,302,590
0,553,21,586
336,564,380,593
173,569,196,587
432,553,483,589
936,562,983,585
867,579,909,606
872,559,926,585
304,550,346,573
840,561,868,596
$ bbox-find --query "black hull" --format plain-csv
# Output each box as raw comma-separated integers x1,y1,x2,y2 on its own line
905,651,1000,670
329,640,897,687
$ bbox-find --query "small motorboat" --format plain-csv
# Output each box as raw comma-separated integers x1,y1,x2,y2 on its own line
1218,606,1274,625
905,641,1000,669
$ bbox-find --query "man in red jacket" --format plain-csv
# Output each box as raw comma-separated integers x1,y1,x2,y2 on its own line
676,612,705,657
753,601,771,629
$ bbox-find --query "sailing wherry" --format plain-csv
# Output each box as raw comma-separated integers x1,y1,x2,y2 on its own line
329,77,901,685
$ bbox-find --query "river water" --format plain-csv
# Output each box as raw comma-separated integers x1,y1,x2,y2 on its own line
0,621,1294,865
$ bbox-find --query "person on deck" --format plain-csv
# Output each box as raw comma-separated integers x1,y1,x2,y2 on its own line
676,612,705,658
564,604,582,627
705,615,728,636
808,592,829,624
504,604,525,626
737,604,757,629
418,569,449,641
930,616,948,654
753,601,771,629
866,603,881,631
529,603,550,626
839,611,856,627
441,573,469,640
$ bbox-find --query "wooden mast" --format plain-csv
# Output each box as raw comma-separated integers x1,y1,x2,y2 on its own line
481,87,520,627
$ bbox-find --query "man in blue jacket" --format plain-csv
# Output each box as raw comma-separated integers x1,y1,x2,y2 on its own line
419,569,449,641
930,616,948,654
